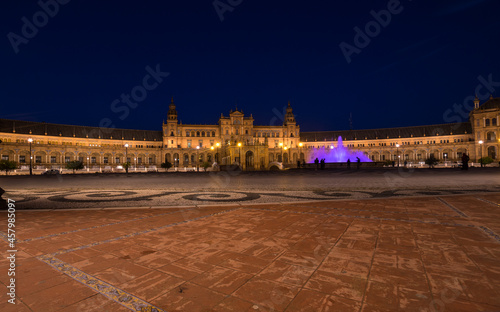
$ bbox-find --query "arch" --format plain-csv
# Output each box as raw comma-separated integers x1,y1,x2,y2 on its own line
202,131,205,137
292,153,298,163
487,131,496,141
183,153,189,164
115,153,124,164
269,153,274,162
245,151,254,168
165,153,172,163
173,153,179,167
300,152,305,161
196,131,200,137
277,154,282,162
283,153,289,163
488,146,497,160
199,154,205,163
190,154,195,164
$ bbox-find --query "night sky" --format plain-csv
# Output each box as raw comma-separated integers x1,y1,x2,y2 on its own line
1,0,500,132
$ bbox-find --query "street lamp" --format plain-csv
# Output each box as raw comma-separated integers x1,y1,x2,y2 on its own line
279,142,283,163
396,144,400,167
237,142,242,166
210,146,214,164
299,142,303,168
196,146,200,172
216,142,220,163
28,138,33,176
284,146,288,164
124,143,129,173
478,140,484,167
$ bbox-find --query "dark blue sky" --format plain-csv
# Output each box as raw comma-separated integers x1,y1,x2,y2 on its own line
2,0,500,131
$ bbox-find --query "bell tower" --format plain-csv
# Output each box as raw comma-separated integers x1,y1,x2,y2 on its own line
163,97,179,148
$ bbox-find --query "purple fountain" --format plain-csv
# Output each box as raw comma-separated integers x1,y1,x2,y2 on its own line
307,136,372,163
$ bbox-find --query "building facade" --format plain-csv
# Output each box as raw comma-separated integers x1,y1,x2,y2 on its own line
0,96,499,172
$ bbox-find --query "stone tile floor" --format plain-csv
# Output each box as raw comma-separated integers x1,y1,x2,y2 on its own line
1,193,500,311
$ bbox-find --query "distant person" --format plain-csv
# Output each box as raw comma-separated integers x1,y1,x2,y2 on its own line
302,159,306,168
314,158,319,170
404,160,407,168
462,153,469,170
320,158,325,170
356,157,360,170
297,160,301,168
347,158,351,169
392,161,395,167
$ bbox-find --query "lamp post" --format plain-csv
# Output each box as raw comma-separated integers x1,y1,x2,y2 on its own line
124,143,129,173
87,157,89,172
216,142,220,163
28,138,33,176
298,142,303,163
196,146,200,172
478,140,484,167
284,146,288,164
396,144,400,167
279,142,283,163
237,142,242,167
210,146,214,164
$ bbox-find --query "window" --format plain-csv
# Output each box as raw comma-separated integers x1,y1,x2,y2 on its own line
65,156,70,163
19,155,26,163
493,118,497,126
138,158,142,164
186,131,190,137
50,156,56,163
36,156,42,163
245,130,248,135
127,157,131,163
91,157,96,164
115,157,120,163
212,131,216,137
191,154,195,163
187,140,192,148
1,155,8,161
79,157,84,163
226,130,229,135
104,157,109,164
485,119,490,126
148,157,152,163
199,140,203,148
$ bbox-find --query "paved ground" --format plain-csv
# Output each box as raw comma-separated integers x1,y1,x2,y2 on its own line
1,193,500,311
2,168,500,209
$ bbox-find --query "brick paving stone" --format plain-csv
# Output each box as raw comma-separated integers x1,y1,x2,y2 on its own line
1,193,500,311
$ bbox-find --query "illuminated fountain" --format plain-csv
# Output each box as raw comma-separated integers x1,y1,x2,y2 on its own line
307,136,372,163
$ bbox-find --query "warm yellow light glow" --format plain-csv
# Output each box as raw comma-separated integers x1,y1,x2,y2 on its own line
28,138,33,143
210,146,214,150
298,143,303,147
396,144,400,148
196,146,200,149
124,143,129,148
284,147,288,150
237,143,242,147
478,140,483,144
216,143,220,147
279,142,283,147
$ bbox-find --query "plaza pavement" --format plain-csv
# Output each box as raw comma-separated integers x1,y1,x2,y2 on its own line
1,192,500,311
2,168,500,209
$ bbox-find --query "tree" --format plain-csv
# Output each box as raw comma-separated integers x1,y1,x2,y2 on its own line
65,160,84,174
200,161,211,171
122,162,131,174
479,156,493,166
0,160,17,175
425,156,439,168
161,162,172,172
